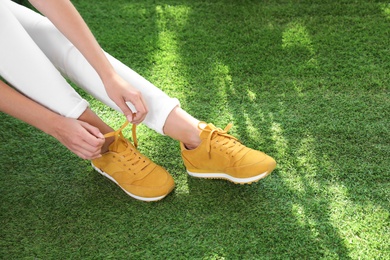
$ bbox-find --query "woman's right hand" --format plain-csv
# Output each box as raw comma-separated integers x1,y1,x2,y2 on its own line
1,80,105,160
51,118,106,160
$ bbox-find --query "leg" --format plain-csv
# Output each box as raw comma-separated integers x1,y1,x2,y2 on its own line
0,0,88,119
0,0,116,152
163,107,201,149
4,0,180,135
0,1,175,201
4,0,276,186
4,0,203,149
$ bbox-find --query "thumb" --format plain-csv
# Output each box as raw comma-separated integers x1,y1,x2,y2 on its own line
121,101,136,122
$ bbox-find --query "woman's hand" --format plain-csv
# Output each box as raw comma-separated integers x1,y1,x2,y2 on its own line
0,80,105,160
103,73,148,125
52,118,106,160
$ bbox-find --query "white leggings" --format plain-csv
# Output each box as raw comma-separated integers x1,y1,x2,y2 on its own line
0,0,179,134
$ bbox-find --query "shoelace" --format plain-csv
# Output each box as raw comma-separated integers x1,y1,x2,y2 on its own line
104,121,150,172
103,121,138,148
205,123,245,157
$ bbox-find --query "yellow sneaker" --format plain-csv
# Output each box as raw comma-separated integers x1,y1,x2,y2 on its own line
91,121,175,201
180,122,276,184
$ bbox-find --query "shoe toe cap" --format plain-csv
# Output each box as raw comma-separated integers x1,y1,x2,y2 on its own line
124,167,175,199
232,150,276,176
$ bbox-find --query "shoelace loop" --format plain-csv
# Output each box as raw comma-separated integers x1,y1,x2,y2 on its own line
104,121,150,172
205,123,243,157
103,121,138,148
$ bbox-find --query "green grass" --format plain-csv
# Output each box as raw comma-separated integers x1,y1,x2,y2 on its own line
1,0,389,259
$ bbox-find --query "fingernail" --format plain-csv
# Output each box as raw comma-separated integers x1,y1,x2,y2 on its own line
127,115,133,122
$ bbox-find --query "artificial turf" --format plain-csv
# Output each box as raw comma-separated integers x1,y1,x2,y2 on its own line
1,0,389,259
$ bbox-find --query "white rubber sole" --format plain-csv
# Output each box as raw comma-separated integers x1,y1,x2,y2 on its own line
91,163,167,202
186,170,270,184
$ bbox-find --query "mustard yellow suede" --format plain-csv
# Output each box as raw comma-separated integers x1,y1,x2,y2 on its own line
92,122,174,201
181,122,276,184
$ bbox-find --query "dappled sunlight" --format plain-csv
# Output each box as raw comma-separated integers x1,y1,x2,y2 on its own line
247,89,256,102
270,119,288,159
282,22,318,71
241,111,262,142
292,80,305,97
270,114,357,256
2,0,388,258
291,202,321,241
211,61,230,104
379,3,390,19
275,133,324,196
296,136,319,179
175,182,190,195
242,89,265,143
149,5,191,94
282,22,314,55
328,182,389,254
290,136,320,194
149,4,192,195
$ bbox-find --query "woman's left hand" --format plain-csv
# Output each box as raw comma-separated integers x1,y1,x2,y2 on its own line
103,73,148,124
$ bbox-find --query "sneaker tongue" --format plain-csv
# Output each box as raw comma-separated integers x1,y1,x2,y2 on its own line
110,136,129,153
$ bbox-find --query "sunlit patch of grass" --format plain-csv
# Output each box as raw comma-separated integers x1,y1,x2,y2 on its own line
1,0,389,259
282,21,315,55
379,3,390,19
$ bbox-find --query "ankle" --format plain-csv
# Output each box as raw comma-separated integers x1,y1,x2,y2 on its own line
183,129,203,149
183,141,200,150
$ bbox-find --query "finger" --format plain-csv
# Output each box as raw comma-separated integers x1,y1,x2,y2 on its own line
114,98,138,123
80,121,104,139
77,123,105,153
133,95,148,123
72,142,102,160
68,130,104,159
123,101,136,123
127,97,148,124
123,96,148,124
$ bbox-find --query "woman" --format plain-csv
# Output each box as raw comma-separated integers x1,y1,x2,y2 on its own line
0,0,276,201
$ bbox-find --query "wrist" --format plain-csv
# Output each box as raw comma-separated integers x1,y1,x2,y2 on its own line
44,114,67,138
101,69,124,88
98,66,117,85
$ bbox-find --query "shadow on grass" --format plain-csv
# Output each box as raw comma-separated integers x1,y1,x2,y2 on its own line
147,0,389,258
163,1,352,259
1,0,389,259
128,1,353,259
